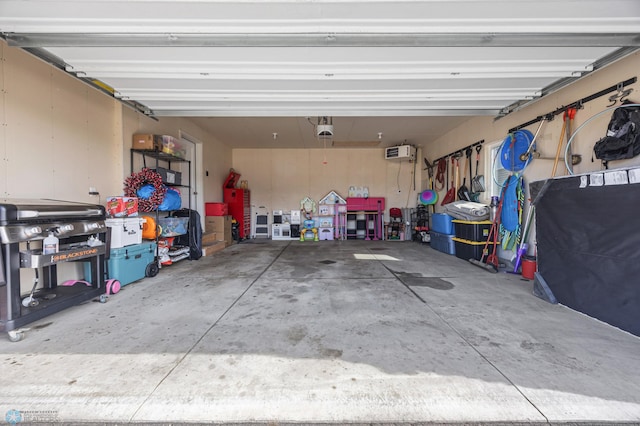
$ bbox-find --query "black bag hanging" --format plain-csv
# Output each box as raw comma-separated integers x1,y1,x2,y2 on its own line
171,208,203,260
593,101,640,168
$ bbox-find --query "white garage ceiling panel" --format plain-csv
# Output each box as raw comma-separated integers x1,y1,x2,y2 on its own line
1,0,639,147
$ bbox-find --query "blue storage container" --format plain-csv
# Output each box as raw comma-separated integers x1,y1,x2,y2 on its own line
85,242,156,287
109,242,157,286
429,230,456,255
431,213,455,235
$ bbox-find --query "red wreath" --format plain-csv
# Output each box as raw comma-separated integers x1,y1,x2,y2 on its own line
124,168,167,212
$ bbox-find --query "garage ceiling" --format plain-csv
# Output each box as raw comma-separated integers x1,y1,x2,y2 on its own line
1,0,639,149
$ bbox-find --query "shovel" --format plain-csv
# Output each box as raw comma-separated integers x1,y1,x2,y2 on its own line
471,145,485,193
441,156,456,205
457,148,472,201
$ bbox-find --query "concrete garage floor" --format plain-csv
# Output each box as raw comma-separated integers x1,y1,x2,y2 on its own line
1,240,640,425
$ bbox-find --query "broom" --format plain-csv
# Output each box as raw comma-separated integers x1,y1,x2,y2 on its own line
511,204,534,274
469,194,504,273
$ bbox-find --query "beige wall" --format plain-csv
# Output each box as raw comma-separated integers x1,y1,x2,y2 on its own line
0,40,232,217
0,40,123,202
2,36,638,223
425,50,640,212
231,147,421,216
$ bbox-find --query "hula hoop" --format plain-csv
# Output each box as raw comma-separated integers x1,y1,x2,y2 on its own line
124,168,167,212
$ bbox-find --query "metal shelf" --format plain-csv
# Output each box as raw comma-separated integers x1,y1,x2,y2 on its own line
131,149,190,163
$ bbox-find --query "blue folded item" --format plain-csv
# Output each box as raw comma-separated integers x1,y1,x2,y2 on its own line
501,175,521,232
136,183,155,199
158,187,181,211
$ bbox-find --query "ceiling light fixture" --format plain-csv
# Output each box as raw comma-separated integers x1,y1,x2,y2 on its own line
316,116,334,140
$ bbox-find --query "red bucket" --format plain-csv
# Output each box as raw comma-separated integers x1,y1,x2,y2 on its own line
521,256,537,280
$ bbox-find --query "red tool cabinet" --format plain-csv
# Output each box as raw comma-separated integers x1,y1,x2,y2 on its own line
223,170,251,239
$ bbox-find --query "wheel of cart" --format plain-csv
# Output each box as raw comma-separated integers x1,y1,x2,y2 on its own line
7,330,24,342
145,261,159,277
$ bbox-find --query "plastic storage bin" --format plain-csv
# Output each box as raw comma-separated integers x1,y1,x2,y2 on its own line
452,220,492,242
319,227,334,240
154,167,182,185
452,237,496,262
107,242,157,287
430,213,455,235
205,202,228,216
106,217,145,248
429,230,456,255
158,217,189,237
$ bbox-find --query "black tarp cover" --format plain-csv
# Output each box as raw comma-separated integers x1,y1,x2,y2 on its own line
532,168,640,336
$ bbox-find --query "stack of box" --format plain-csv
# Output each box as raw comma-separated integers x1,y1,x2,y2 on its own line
429,213,456,255
452,220,495,262
202,207,233,256
105,196,138,218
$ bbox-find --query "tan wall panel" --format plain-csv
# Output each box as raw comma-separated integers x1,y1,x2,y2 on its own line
1,40,229,213
309,149,350,202
4,45,54,198
232,147,420,217
0,42,6,197
0,42,124,203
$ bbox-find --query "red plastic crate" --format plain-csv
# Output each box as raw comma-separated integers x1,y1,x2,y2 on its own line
205,202,228,216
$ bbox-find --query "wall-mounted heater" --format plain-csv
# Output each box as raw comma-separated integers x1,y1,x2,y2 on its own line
385,145,414,160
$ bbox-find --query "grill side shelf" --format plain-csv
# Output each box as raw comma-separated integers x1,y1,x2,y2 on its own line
20,245,106,268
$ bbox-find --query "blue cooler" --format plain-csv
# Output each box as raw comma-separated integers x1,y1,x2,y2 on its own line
108,242,157,286
86,242,157,287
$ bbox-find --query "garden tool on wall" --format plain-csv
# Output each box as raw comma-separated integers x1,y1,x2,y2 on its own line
421,158,439,204
441,155,456,205
518,117,548,163
551,108,579,177
471,144,485,196
457,147,472,201
434,158,447,191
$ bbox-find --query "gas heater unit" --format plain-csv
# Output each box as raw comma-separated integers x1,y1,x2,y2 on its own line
385,145,414,160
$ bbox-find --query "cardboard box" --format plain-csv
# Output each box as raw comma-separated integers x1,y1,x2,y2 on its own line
106,196,138,217
205,215,232,244
132,133,162,151
202,231,218,245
